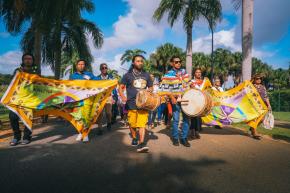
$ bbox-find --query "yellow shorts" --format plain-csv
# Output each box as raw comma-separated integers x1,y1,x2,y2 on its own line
128,110,149,128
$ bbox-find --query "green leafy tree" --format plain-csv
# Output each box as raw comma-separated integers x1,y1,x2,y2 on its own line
120,49,146,65
1,0,103,79
201,0,222,80
153,0,222,79
150,43,185,73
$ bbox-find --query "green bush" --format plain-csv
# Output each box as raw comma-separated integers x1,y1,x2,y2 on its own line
269,89,290,112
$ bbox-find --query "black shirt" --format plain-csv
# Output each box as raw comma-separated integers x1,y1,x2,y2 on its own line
121,70,153,110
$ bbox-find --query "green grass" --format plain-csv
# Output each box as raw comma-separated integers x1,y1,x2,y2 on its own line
233,122,290,142
272,112,290,122
0,113,8,121
0,87,9,122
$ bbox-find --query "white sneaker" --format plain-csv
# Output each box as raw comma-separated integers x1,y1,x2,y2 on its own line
82,136,89,143
76,133,82,141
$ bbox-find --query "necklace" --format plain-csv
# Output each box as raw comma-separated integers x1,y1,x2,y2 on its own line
132,69,142,79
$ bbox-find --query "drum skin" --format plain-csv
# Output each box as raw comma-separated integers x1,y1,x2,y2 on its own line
181,89,212,117
136,90,161,111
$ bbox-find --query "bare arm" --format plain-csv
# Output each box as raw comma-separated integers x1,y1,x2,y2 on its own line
118,84,127,103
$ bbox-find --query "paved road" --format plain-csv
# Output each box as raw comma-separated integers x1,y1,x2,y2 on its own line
0,120,290,193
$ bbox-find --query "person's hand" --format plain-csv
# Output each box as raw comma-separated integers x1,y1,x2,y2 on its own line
121,96,127,103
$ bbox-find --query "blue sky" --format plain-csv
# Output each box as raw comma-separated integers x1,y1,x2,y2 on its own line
0,0,289,76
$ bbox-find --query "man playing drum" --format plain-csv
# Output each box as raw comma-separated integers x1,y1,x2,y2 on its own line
118,55,153,153
164,56,191,147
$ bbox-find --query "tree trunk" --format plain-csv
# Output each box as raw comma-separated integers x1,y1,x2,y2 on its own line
242,0,254,81
210,28,214,82
54,29,62,80
186,27,193,79
34,28,42,75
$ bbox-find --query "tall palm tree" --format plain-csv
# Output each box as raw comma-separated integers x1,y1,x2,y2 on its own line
20,0,103,79
1,0,103,79
233,0,254,81
120,49,146,65
153,0,222,78
150,43,184,73
0,0,47,73
201,0,222,81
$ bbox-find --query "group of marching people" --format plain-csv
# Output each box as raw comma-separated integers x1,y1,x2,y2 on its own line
9,53,118,145
8,53,271,154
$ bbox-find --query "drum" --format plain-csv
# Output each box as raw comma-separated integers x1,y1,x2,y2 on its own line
136,90,161,111
180,89,212,117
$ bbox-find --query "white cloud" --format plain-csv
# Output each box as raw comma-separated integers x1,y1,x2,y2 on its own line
192,28,273,58
0,50,54,75
192,29,239,53
221,0,290,46
92,54,130,76
89,0,165,75
0,50,22,74
100,0,164,52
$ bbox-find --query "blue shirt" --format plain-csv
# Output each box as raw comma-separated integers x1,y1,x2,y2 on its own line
69,71,97,80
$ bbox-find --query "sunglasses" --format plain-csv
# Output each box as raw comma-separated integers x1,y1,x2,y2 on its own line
101,67,108,70
174,60,181,64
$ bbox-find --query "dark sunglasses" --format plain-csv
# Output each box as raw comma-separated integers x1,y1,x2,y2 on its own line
174,60,181,64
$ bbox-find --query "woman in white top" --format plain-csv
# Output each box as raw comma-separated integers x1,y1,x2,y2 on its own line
212,77,224,92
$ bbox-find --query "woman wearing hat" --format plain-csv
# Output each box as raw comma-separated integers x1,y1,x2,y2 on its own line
250,73,272,140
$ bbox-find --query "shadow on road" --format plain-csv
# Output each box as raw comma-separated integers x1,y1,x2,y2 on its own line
0,127,226,193
156,124,248,139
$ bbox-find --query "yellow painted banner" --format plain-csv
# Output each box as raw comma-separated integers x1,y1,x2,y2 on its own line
1,72,118,136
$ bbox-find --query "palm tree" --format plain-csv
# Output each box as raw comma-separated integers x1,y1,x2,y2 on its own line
192,52,211,76
153,0,222,79
201,0,222,81
150,43,184,73
20,0,103,79
1,0,103,79
107,69,121,81
233,0,254,81
0,0,48,73
120,49,146,65
143,59,162,77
